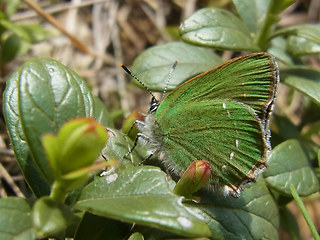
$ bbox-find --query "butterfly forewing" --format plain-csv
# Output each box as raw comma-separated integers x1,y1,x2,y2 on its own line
159,53,278,124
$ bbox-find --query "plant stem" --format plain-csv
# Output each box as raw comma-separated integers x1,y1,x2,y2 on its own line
50,181,67,203
290,184,320,240
255,1,277,50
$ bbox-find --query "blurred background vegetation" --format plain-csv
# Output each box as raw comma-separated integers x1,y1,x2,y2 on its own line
0,1,319,239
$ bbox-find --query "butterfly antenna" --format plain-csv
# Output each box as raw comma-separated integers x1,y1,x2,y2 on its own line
120,64,157,100
161,61,178,102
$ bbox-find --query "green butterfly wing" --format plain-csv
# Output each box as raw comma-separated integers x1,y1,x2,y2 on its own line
154,53,278,196
159,53,278,129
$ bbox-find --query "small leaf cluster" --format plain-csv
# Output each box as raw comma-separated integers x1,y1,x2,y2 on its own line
1,0,320,240
0,0,49,67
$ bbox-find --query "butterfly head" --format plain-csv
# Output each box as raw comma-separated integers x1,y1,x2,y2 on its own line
149,96,159,113
120,62,178,114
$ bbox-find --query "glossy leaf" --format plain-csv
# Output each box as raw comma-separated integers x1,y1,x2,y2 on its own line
179,8,258,51
263,139,319,196
3,58,113,197
0,197,35,240
75,166,211,238
287,35,320,56
130,41,222,91
3,69,51,197
186,180,279,240
280,66,320,106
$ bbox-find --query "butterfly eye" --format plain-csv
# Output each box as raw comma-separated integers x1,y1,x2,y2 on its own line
149,97,159,113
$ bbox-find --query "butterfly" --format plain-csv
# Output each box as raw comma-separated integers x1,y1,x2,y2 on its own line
122,52,279,197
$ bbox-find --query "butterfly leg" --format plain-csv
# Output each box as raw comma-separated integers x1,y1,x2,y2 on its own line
125,119,145,136
138,149,158,166
101,127,116,161
123,132,149,157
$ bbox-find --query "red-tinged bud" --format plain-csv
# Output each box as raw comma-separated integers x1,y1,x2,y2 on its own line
173,160,211,199
42,118,108,196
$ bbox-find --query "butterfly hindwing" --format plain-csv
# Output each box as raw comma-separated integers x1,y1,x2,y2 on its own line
154,99,267,195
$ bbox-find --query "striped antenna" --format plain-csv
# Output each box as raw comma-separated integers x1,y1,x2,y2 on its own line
120,64,157,100
161,61,178,102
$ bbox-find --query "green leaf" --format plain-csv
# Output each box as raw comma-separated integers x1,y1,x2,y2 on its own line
269,0,295,15
0,197,35,240
287,35,320,56
32,197,74,238
3,58,113,197
284,24,320,56
179,8,258,51
128,232,144,240
130,41,222,91
102,128,145,169
232,0,271,34
263,139,319,196
1,33,21,63
0,20,48,43
272,114,300,141
74,212,131,240
280,66,320,106
253,0,295,49
268,37,296,65
75,166,211,238
302,120,320,139
15,23,49,43
272,24,320,45
3,68,51,197
93,96,114,127
0,0,21,16
186,180,279,240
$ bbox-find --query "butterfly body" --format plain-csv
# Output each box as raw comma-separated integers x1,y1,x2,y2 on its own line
137,53,278,197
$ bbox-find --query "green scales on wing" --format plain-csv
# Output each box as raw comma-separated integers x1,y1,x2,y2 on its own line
124,52,279,197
